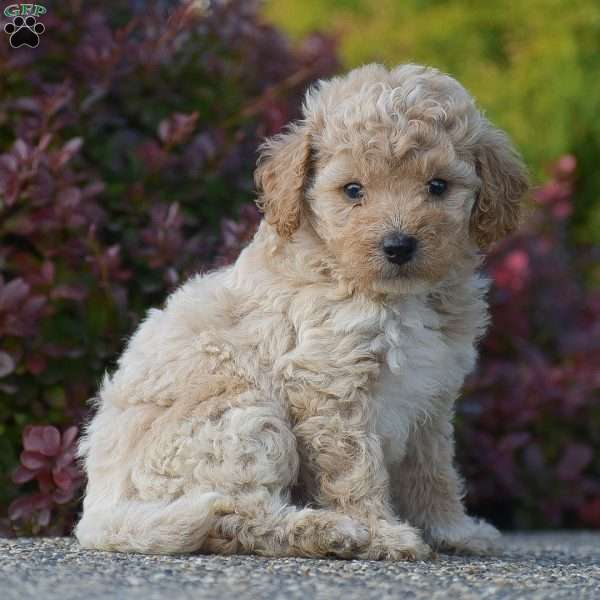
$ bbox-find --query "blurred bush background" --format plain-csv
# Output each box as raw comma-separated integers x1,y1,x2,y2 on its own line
266,0,600,244
0,0,598,536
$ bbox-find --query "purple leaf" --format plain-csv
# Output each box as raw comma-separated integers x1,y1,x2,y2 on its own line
0,351,15,378
20,450,49,470
52,488,75,505
12,466,37,484
557,443,593,481
0,278,30,311
8,496,34,521
14,139,29,160
61,426,79,451
23,426,61,456
52,468,73,490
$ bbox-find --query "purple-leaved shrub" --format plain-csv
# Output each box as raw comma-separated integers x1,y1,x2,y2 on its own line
0,0,338,535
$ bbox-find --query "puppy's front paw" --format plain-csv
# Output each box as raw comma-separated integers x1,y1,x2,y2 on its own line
291,513,370,558
359,520,431,561
323,514,371,558
428,516,501,555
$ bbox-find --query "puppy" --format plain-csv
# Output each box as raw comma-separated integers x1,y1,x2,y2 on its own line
76,64,528,559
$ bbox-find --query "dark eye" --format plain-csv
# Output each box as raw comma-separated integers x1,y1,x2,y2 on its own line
427,178,448,196
343,182,364,201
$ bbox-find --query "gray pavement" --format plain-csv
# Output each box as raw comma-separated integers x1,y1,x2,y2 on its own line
1,532,599,599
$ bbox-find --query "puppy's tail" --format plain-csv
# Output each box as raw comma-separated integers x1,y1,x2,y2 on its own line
75,492,224,554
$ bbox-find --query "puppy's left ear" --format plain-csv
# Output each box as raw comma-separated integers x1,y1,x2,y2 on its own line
254,123,312,239
470,123,529,249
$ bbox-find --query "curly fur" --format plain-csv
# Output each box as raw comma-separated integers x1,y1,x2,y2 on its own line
76,64,528,559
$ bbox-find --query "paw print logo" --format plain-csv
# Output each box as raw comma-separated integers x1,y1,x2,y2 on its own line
4,15,45,48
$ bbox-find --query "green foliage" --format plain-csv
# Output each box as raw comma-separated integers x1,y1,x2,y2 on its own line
264,0,600,242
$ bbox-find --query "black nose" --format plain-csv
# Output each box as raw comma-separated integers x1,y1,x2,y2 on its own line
382,232,418,265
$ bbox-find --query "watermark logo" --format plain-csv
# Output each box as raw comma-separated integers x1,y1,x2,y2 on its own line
3,4,46,48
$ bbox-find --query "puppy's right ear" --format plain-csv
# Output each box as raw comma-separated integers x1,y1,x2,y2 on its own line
470,123,529,249
254,123,311,239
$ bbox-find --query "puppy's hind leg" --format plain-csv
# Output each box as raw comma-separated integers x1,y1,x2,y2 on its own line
193,392,370,558
206,493,370,558
75,492,223,554
76,485,370,558
78,385,369,558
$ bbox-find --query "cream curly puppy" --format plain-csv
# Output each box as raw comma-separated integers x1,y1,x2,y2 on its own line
76,64,528,559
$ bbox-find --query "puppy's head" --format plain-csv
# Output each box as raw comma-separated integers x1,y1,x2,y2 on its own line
255,64,528,293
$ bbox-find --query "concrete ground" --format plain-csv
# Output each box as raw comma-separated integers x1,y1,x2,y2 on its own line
1,532,598,599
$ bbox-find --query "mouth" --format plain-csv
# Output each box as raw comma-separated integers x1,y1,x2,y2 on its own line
380,260,417,280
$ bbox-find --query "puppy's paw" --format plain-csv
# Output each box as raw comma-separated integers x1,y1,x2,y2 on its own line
428,516,501,555
292,513,370,558
359,520,431,561
324,515,370,558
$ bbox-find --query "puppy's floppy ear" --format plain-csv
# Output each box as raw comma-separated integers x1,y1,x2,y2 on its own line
470,123,529,249
254,123,311,239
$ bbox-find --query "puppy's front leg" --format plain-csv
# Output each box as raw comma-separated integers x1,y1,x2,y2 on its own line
290,387,430,560
393,406,500,554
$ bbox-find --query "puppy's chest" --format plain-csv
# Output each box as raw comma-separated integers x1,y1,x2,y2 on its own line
370,299,476,464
